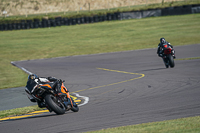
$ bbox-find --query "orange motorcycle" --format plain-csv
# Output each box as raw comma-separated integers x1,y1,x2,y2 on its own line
25,75,79,115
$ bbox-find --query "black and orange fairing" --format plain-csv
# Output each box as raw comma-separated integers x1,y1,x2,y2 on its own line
40,82,74,107
40,84,52,89
60,83,74,107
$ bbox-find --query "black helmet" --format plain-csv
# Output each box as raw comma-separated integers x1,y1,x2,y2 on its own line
28,74,38,80
160,38,166,44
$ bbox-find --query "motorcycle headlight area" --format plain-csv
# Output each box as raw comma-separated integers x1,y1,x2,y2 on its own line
33,87,45,96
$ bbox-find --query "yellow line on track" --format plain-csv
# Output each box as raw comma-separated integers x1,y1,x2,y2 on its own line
27,110,49,114
0,68,145,121
0,114,43,121
0,97,81,121
71,67,145,93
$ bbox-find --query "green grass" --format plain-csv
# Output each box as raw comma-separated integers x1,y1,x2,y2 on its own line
0,105,43,118
0,13,200,89
86,116,200,133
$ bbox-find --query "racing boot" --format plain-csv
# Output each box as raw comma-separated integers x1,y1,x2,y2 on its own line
173,54,176,59
46,105,52,112
172,50,176,59
37,101,52,112
37,101,46,108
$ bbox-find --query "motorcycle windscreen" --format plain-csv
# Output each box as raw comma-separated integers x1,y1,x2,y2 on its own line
26,79,37,92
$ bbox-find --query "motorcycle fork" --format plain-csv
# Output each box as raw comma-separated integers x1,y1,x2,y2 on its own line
60,83,74,107
162,56,168,64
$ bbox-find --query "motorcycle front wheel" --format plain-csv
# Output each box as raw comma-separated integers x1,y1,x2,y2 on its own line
168,55,175,68
71,105,79,112
162,58,169,68
45,94,66,115
70,98,79,112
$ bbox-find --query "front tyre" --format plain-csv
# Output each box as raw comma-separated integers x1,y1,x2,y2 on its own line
70,98,79,112
168,55,175,68
162,58,169,68
71,105,79,112
45,94,66,115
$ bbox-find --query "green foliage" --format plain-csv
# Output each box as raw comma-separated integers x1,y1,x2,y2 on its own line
162,0,165,5
1,0,200,24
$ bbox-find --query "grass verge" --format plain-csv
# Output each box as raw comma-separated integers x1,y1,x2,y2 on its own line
0,13,200,89
0,105,43,119
86,116,200,133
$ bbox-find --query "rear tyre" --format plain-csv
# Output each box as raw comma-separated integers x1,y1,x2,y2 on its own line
168,55,175,68
45,94,66,115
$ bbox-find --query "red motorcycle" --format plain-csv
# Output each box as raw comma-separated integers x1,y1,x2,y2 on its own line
161,44,175,68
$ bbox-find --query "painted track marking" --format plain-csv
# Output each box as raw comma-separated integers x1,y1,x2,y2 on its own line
0,68,145,121
71,67,145,93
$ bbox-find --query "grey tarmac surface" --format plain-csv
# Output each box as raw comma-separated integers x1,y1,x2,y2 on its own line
0,44,200,133
0,87,35,111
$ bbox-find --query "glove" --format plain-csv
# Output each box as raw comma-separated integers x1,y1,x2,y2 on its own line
48,77,57,81
58,79,64,83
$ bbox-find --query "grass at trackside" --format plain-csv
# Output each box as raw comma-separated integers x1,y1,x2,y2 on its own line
0,13,200,89
0,105,43,119
86,116,200,133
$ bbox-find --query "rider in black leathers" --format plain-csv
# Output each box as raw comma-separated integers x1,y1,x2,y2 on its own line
25,74,76,110
157,38,176,58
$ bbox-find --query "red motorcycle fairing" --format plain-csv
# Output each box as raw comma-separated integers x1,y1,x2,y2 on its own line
164,48,172,55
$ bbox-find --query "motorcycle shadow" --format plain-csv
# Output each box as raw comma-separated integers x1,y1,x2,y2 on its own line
140,68,167,72
7,111,74,122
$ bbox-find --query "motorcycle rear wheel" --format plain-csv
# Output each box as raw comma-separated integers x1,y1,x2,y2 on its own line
45,94,66,115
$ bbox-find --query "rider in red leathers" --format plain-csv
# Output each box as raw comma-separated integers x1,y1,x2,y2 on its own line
157,38,176,58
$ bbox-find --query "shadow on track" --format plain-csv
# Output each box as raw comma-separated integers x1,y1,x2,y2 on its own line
139,68,167,72
1,111,75,122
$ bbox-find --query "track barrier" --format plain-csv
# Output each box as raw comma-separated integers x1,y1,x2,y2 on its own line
0,4,200,31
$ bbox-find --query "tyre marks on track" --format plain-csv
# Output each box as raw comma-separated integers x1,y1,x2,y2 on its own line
71,68,145,93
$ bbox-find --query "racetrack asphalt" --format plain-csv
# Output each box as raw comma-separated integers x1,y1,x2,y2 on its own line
0,44,200,133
